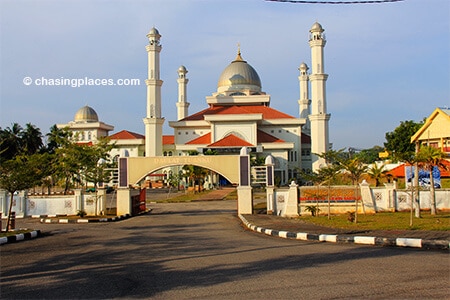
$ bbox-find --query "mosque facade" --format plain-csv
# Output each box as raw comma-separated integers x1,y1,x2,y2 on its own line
59,22,330,186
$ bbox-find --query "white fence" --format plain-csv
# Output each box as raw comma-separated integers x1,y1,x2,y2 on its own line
367,184,450,212
0,189,116,217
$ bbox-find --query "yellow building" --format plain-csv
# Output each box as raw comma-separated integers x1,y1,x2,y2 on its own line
411,107,450,155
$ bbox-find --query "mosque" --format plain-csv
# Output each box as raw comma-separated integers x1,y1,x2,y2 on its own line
58,22,330,186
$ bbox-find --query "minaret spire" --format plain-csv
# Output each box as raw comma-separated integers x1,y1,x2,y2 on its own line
298,62,311,133
176,65,190,120
143,27,165,157
234,42,244,61
308,22,331,172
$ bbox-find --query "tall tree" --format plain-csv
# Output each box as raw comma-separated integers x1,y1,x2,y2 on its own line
22,123,43,155
384,120,423,162
0,123,23,161
340,157,368,223
416,146,447,215
317,164,341,219
45,125,71,154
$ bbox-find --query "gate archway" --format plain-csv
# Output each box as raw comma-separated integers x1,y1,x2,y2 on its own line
119,155,240,187
116,150,257,216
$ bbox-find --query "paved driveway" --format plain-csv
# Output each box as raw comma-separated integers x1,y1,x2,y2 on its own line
2,200,449,299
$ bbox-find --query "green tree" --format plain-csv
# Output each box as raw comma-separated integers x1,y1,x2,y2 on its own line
0,123,44,161
0,154,46,231
45,125,71,154
367,163,386,187
384,120,423,162
0,123,24,161
22,123,43,155
416,146,447,215
317,164,341,219
355,146,384,164
340,157,368,223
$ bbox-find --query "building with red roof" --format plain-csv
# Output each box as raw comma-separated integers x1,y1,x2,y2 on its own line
166,48,316,184
61,24,329,186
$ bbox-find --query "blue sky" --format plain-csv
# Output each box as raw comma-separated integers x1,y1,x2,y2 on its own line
1,0,449,150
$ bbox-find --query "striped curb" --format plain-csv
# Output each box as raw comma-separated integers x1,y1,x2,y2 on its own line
238,215,449,250
0,230,41,245
39,214,132,224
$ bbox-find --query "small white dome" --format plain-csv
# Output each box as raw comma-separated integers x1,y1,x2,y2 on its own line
74,105,98,123
299,62,309,70
148,27,160,35
310,22,324,32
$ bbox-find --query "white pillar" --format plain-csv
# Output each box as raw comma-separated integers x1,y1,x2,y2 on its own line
144,27,165,157
74,189,83,213
308,22,331,172
237,186,253,215
97,188,106,215
298,62,311,132
117,188,132,216
359,180,376,213
237,147,253,215
0,189,7,216
284,181,299,217
19,190,28,217
176,65,190,120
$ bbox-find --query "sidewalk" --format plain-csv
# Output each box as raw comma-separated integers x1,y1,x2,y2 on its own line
240,214,450,250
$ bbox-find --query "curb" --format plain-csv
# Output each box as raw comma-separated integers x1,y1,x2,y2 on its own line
238,215,450,251
39,213,132,224
0,230,41,245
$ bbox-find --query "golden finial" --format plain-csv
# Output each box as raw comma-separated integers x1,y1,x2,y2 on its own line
234,42,243,61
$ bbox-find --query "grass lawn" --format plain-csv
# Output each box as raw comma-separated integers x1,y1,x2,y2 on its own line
299,211,450,231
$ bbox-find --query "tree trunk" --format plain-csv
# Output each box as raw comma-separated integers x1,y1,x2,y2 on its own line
6,191,14,232
354,186,358,223
414,161,421,218
327,185,331,220
429,168,436,215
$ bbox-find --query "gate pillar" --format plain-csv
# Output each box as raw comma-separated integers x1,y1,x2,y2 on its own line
117,188,132,216
237,147,253,215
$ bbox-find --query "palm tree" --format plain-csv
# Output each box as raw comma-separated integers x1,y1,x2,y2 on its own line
340,157,368,223
0,123,23,161
416,146,447,215
22,123,43,155
367,163,386,187
317,164,341,219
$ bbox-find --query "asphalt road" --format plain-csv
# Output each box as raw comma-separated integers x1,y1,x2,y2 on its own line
1,200,449,299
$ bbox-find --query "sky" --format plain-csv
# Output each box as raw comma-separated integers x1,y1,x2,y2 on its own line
0,0,449,150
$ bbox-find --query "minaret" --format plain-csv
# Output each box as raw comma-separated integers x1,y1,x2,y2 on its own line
176,65,190,120
308,22,331,172
298,62,311,133
143,27,164,157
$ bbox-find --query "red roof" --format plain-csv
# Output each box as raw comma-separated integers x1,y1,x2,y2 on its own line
76,141,93,146
257,130,285,143
186,133,211,145
163,135,174,145
181,105,295,121
386,160,450,178
208,134,253,147
109,130,144,140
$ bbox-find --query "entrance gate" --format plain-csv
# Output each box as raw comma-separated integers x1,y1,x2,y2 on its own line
116,147,256,215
